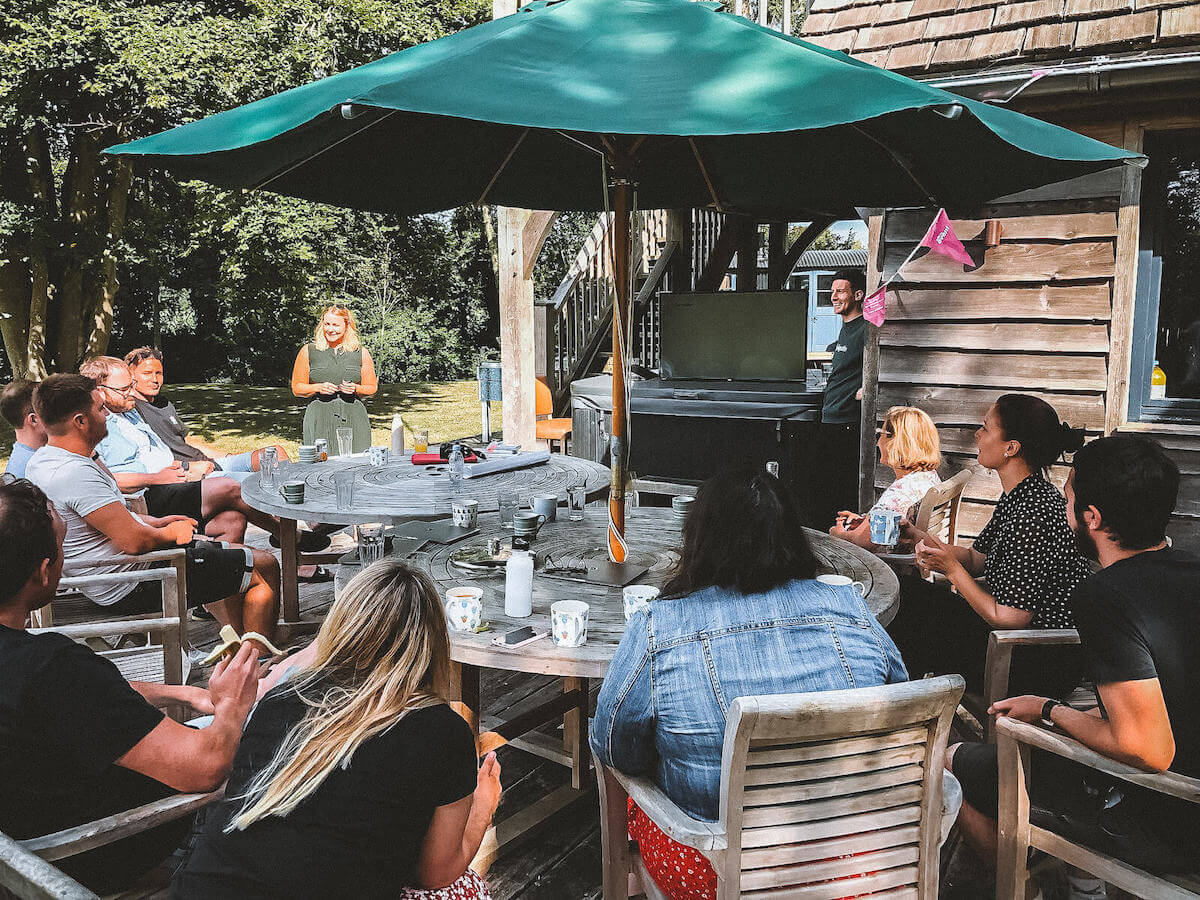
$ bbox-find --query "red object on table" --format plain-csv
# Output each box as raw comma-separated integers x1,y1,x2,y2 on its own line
411,452,478,464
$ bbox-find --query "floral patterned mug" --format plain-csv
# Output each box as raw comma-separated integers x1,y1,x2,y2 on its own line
445,587,484,632
551,600,589,648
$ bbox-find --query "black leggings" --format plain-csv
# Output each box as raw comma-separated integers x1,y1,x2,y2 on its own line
886,575,1081,697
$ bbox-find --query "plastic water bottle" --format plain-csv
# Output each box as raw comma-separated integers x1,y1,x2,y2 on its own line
390,414,405,456
448,443,465,490
504,549,533,618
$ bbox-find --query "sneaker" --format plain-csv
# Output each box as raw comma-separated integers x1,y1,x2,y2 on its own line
191,606,216,621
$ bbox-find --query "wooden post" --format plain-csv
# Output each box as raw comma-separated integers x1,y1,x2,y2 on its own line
1106,123,1144,435
736,219,758,290
859,211,885,512
493,0,537,448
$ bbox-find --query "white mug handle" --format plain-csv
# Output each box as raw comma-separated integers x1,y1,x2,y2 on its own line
853,581,866,597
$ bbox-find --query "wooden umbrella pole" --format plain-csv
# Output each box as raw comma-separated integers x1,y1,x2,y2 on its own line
608,172,632,563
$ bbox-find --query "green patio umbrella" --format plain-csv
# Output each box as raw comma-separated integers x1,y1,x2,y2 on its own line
107,0,1142,559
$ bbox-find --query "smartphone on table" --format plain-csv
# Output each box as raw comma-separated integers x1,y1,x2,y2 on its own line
492,626,546,649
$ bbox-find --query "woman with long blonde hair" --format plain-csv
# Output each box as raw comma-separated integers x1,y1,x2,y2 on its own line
290,305,378,453
174,559,501,899
830,405,942,551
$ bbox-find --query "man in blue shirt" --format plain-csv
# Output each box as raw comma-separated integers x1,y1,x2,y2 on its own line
2,380,47,479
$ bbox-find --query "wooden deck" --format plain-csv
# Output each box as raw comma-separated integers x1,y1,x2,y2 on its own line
184,526,605,899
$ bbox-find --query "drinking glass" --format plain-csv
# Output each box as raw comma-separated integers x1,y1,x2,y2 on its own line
258,447,278,491
498,490,519,529
357,523,385,567
414,429,430,453
568,486,587,521
334,471,355,510
336,427,354,457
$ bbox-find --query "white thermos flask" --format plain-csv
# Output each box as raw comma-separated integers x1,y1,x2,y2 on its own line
390,413,405,456
504,549,533,618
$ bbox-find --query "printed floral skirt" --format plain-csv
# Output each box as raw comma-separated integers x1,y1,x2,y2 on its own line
398,869,492,900
628,798,881,900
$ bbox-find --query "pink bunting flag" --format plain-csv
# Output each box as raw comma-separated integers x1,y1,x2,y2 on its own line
919,208,973,266
863,283,887,327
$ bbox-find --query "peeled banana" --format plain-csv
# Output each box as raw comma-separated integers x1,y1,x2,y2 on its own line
201,624,285,665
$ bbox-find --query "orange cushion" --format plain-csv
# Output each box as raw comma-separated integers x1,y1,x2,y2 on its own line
536,418,573,441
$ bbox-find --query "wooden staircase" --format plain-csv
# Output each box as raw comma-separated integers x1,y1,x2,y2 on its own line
537,208,729,413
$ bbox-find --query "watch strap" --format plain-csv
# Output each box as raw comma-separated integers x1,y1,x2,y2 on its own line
1040,698,1061,727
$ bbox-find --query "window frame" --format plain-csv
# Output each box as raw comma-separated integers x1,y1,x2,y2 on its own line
1127,125,1200,425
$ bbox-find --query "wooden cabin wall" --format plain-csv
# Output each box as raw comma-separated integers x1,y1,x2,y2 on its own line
869,189,1121,545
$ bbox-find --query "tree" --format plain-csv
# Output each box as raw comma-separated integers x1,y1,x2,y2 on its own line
0,0,488,377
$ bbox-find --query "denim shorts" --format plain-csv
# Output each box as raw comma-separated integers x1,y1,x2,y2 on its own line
217,451,255,472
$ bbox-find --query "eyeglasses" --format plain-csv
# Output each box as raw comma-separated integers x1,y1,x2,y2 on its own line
102,383,135,397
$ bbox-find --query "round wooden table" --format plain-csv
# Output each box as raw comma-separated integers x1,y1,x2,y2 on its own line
335,506,898,866
241,451,609,633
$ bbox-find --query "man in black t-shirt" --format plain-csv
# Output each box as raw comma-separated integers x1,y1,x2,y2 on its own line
949,434,1200,873
806,268,866,527
0,477,261,893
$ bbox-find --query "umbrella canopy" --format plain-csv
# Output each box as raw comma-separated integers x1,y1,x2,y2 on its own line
107,0,1140,218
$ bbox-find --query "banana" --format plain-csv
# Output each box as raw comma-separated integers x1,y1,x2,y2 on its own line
201,624,284,665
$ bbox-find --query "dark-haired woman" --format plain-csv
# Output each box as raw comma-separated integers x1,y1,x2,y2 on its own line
590,470,907,900
889,394,1093,696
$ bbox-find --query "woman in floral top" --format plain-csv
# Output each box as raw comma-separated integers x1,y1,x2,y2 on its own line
831,405,942,551
888,394,1093,696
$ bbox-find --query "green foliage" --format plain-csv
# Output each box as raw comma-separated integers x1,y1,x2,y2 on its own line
1,0,491,379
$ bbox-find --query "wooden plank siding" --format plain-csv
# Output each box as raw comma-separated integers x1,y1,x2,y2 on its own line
872,196,1118,541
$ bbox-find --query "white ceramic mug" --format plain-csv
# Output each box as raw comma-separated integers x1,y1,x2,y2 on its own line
452,499,479,529
622,585,660,621
817,573,867,596
532,493,558,522
444,586,484,632
550,600,589,647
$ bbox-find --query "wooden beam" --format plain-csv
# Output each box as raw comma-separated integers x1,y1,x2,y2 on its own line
522,210,559,281
767,221,786,291
695,215,742,292
779,216,836,283
1106,120,1145,434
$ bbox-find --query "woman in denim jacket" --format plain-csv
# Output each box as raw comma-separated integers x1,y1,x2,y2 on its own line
590,470,907,900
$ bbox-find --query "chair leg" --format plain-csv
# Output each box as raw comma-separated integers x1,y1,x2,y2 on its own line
594,753,633,900
996,731,1032,900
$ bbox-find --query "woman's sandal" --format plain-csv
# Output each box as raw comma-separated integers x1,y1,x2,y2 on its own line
297,564,333,583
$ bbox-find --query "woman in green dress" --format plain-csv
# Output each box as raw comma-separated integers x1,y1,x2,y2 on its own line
291,305,377,453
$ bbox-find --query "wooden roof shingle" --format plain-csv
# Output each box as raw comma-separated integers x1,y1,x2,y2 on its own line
800,0,1200,76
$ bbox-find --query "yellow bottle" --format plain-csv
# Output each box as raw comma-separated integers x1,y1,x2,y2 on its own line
1151,360,1167,400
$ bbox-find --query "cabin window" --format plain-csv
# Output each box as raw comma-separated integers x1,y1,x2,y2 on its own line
1129,128,1200,423
814,273,835,308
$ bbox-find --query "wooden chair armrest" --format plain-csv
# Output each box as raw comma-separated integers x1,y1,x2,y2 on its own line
996,718,1200,804
21,789,223,863
63,548,186,572
29,616,180,641
989,629,1081,647
0,830,98,900
604,767,726,852
58,567,178,591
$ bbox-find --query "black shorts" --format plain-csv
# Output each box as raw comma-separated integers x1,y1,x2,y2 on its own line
106,540,254,613
953,741,1199,873
144,481,203,522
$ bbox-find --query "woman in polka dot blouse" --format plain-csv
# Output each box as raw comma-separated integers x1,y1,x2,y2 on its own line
888,394,1094,697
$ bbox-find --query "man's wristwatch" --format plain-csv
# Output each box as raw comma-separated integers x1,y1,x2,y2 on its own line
1040,699,1062,728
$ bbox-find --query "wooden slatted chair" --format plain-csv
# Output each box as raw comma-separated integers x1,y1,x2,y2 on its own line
996,717,1200,900
535,377,572,453
29,550,189,698
877,468,972,570
595,675,965,900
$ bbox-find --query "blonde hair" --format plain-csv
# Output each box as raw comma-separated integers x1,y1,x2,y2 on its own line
881,406,941,472
228,559,452,830
78,356,127,382
312,305,361,352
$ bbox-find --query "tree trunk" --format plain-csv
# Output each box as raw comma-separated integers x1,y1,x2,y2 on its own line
83,156,132,359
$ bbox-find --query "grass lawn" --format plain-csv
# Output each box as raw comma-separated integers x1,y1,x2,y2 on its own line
0,381,498,466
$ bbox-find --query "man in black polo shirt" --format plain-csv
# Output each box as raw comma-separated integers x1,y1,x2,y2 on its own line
807,268,866,528
0,476,261,893
949,434,1200,874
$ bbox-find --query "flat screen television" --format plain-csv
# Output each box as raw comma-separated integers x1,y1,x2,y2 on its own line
658,291,808,381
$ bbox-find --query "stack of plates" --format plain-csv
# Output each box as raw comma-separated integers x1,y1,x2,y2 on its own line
671,495,694,527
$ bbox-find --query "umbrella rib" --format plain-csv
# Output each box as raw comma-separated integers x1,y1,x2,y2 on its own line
554,131,606,157
849,123,937,205
251,109,397,191
688,138,724,213
478,128,531,205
